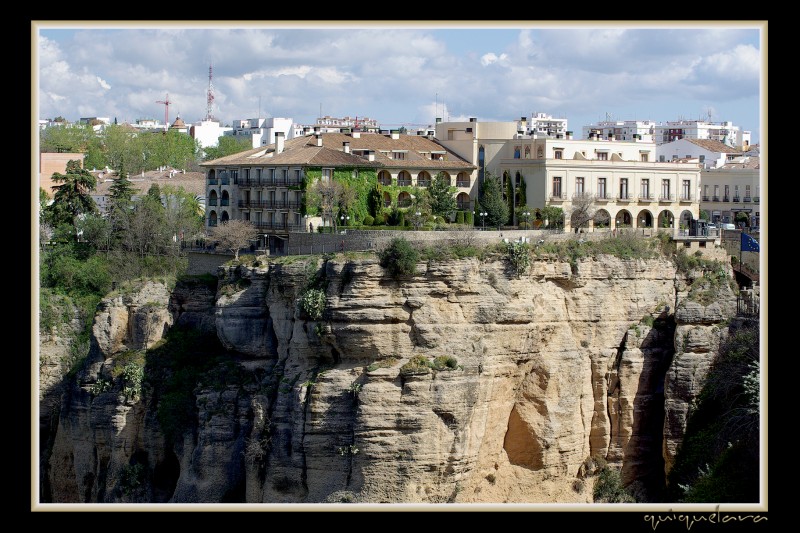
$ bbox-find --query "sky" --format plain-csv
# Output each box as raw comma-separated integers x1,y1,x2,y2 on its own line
34,21,765,144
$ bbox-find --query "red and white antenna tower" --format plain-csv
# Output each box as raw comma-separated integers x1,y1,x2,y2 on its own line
205,64,216,121
156,93,172,130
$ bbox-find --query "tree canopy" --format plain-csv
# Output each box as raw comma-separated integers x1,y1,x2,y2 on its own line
427,172,457,221
478,173,508,229
45,160,98,240
203,136,253,161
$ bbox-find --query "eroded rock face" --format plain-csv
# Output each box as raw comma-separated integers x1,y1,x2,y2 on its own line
44,255,737,503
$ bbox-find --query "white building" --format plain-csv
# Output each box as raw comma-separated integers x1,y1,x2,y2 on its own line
224,117,295,148
653,119,750,148
582,120,656,143
656,138,742,169
522,112,569,139
699,156,761,227
190,119,233,149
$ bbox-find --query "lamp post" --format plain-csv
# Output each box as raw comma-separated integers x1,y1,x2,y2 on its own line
340,214,350,230
480,211,487,230
413,211,422,230
522,211,531,229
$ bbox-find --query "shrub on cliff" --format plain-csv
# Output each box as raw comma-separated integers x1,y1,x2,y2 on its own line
379,237,419,277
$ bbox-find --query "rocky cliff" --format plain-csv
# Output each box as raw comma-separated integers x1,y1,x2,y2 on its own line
41,252,738,503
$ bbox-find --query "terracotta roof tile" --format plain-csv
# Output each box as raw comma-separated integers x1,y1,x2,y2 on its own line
685,138,741,153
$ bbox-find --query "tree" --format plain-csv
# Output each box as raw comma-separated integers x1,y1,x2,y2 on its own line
479,172,509,229
307,179,355,232
540,206,565,229
569,193,597,233
211,220,259,260
108,171,136,210
427,172,457,220
203,136,253,161
39,187,50,217
45,160,98,241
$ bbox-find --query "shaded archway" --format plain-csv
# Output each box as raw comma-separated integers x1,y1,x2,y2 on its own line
398,191,412,207
208,169,216,183
637,209,654,228
417,171,431,187
378,170,392,186
457,192,470,211
616,209,632,228
383,191,391,207
397,171,411,186
208,210,218,227
208,189,218,207
439,172,452,186
657,209,674,230
594,209,611,229
221,210,229,222
456,172,469,187
680,210,694,230
221,189,230,207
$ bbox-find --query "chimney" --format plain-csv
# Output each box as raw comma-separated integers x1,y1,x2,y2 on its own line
314,126,320,133
435,117,442,123
608,133,615,141
275,132,285,154
566,131,573,140
367,150,375,161
391,130,399,140
469,117,477,122
343,141,350,154
315,133,322,147
352,131,360,138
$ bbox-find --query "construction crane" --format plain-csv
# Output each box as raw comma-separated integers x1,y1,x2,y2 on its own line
156,93,172,130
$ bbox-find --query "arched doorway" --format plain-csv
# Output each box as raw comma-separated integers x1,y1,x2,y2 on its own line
378,170,392,186
208,189,218,207
221,190,230,207
208,210,218,227
680,210,694,233
457,192,470,211
438,172,452,186
657,209,674,229
456,172,469,187
616,209,632,228
417,171,431,187
383,191,391,207
398,171,411,186
221,211,229,223
637,209,654,228
594,209,611,229
398,191,412,207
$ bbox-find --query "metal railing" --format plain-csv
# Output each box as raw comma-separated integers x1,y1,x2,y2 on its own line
732,196,740,202
722,196,730,202
638,193,654,201
237,177,303,188
712,196,720,202
238,200,302,210
617,193,631,201
679,194,692,201
736,293,759,318
550,193,564,200
456,181,470,187
659,194,674,201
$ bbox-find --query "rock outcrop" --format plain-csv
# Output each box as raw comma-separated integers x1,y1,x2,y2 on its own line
43,253,737,503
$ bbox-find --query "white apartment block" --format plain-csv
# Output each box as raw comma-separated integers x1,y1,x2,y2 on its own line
653,119,750,148
582,120,656,143
315,115,380,132
225,117,296,148
522,112,569,138
191,119,233,149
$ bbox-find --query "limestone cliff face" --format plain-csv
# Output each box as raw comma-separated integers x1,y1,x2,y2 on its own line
43,254,736,503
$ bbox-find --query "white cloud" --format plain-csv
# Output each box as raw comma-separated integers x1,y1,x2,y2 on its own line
97,76,111,90
480,52,509,66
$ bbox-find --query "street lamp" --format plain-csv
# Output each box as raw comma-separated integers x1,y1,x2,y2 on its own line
413,211,422,230
340,214,350,228
480,211,487,230
522,211,531,229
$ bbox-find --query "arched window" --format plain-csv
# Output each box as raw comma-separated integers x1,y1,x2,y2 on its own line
208,189,218,206
208,210,218,227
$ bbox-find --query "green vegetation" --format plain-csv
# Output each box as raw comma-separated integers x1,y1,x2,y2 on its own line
667,323,759,503
432,355,459,370
119,463,146,496
202,135,252,161
399,355,433,376
427,172,458,220
478,172,509,229
366,357,400,372
506,241,531,277
379,238,419,278
299,288,327,320
592,457,636,503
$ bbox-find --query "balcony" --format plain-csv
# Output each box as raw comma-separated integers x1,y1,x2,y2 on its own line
397,180,411,187
208,178,218,185
595,193,611,202
220,199,230,207
457,202,471,210
208,199,218,206
722,196,730,202
659,194,674,202
220,178,230,186
679,194,692,202
702,195,710,202
456,180,470,187
752,196,759,203
617,193,632,202
732,196,740,202
744,196,753,202
638,193,654,202
417,180,430,187
712,196,720,202
549,193,565,201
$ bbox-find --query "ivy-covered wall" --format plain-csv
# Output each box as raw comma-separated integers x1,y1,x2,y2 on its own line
302,168,379,224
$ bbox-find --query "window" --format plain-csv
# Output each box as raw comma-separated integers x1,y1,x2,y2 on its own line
524,146,531,159
597,152,608,161
537,147,544,158
733,185,740,201
256,168,262,180
514,146,521,159
724,185,730,201
703,185,709,199
714,185,720,200
641,179,650,199
230,170,238,184
661,179,670,199
598,178,607,198
699,155,705,163
552,177,562,198
575,177,584,195
659,155,665,162
640,153,648,162
243,168,250,181
619,178,628,199
683,180,691,200
322,168,332,182
269,168,275,182
392,151,406,160
554,150,563,159
295,169,302,181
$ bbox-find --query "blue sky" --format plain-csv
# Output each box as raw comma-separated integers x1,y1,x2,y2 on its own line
34,21,764,143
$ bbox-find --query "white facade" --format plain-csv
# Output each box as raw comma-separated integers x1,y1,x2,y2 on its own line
225,117,295,148
191,120,233,149
699,156,761,227
581,120,656,143
522,112,569,138
498,137,701,232
653,120,750,148
656,138,739,169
